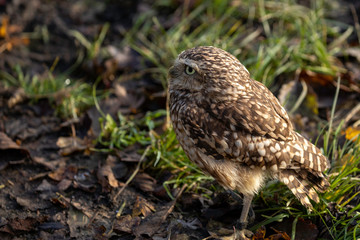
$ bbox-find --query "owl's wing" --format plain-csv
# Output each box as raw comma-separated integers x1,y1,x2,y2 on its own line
207,80,294,141
179,92,328,172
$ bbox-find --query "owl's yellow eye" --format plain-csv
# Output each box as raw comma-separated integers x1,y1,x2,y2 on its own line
185,66,196,75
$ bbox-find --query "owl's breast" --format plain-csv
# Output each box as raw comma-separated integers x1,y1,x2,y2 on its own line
169,91,266,195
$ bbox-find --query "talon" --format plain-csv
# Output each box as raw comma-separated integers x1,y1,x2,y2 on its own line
234,229,254,240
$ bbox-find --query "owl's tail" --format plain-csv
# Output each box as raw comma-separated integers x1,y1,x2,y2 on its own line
289,132,330,172
279,132,330,209
279,170,328,210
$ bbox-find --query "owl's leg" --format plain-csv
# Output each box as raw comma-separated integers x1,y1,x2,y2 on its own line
227,190,255,223
233,194,254,240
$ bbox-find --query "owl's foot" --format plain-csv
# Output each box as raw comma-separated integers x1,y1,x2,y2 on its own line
233,228,253,240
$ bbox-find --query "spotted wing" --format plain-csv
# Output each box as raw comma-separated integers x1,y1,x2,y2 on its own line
207,79,294,141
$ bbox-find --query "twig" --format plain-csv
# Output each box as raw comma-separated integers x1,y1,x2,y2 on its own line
350,4,360,45
344,103,360,126
112,146,150,202
289,79,307,115
161,183,187,221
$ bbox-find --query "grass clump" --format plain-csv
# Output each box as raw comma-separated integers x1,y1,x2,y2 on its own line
253,81,359,239
124,0,258,88
95,108,212,197
0,64,97,119
256,134,360,239
116,0,360,238
95,89,360,238
124,0,351,88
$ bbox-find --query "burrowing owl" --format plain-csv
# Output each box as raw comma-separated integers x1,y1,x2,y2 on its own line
168,46,330,239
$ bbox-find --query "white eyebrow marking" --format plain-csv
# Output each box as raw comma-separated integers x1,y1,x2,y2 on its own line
178,58,201,73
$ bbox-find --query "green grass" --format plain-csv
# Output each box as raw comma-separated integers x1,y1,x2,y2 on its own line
1,0,359,238
0,22,111,119
114,0,359,238
255,129,360,239
0,64,98,119
95,88,359,239
124,0,350,88
94,108,212,197
69,22,110,66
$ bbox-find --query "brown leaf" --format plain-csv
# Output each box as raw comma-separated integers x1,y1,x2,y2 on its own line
268,227,291,240
97,155,120,191
16,194,51,211
6,217,47,233
57,179,73,191
50,196,69,209
33,157,58,170
300,69,334,86
113,82,145,114
111,161,128,179
48,165,77,182
0,16,29,53
47,167,65,181
133,172,157,192
132,205,170,238
36,179,57,192
132,196,155,218
73,169,97,192
5,115,59,141
0,132,30,170
344,126,360,142
33,157,63,171
253,226,266,239
56,136,88,156
0,132,22,150
7,88,27,108
113,214,141,234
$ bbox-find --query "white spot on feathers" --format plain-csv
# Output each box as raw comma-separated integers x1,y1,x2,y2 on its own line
271,165,278,171
258,148,266,156
283,177,289,185
249,143,255,151
270,146,277,153
235,140,242,148
275,143,281,151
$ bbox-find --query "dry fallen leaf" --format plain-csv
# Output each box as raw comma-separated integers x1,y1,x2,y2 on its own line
7,88,27,107
268,227,291,240
48,165,77,182
56,136,88,156
97,165,119,188
133,172,157,192
344,126,360,142
32,157,65,171
253,226,266,239
97,155,122,191
300,69,334,86
0,15,29,53
113,215,141,234
73,169,97,192
132,196,155,218
0,216,47,235
0,131,30,170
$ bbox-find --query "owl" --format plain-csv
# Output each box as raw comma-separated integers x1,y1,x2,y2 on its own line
168,46,330,239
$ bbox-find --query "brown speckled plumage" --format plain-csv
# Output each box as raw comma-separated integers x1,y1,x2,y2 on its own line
168,46,330,239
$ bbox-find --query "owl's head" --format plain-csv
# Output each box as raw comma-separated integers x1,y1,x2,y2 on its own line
168,46,250,95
